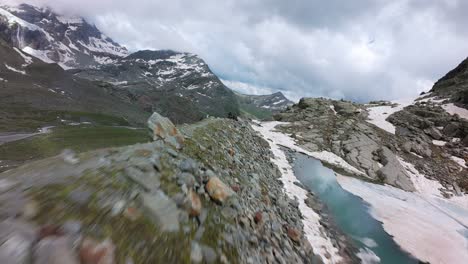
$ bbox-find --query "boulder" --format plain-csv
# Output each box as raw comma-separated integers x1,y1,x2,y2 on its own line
443,122,461,137
205,177,234,204
148,112,185,149
424,127,443,140
333,101,358,116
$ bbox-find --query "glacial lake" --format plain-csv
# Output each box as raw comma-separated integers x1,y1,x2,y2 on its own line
292,153,419,264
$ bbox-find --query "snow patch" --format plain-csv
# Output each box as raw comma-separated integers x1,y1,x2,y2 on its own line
450,156,467,169
366,96,426,134
432,140,447,146
22,47,54,64
442,103,468,121
13,47,32,66
366,104,402,134
4,64,26,75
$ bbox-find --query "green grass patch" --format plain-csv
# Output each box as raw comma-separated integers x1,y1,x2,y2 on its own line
0,106,132,132
0,125,149,162
238,103,273,120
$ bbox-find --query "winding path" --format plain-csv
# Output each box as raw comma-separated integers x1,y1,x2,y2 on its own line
0,126,54,146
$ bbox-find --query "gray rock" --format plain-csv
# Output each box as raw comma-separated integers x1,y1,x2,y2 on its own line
61,220,82,235
147,112,185,149
377,148,415,191
425,127,443,140
201,245,217,263
34,237,78,264
68,188,91,205
124,167,160,192
140,191,180,232
179,159,198,174
191,242,203,263
176,172,196,188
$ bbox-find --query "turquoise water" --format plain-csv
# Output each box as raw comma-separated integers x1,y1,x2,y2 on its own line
292,153,419,264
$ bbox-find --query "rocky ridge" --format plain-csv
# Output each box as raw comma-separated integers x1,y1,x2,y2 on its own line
0,113,318,263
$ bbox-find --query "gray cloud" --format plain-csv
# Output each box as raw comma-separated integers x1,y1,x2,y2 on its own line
6,0,468,102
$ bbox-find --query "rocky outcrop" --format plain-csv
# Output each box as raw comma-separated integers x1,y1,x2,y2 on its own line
388,99,468,191
148,112,184,149
275,97,416,191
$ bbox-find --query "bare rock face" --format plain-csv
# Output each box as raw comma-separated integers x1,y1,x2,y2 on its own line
148,112,185,149
377,147,415,192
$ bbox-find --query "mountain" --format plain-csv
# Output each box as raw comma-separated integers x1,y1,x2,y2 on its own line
0,37,148,132
0,3,240,124
235,91,294,119
430,56,468,107
73,49,240,123
0,3,127,69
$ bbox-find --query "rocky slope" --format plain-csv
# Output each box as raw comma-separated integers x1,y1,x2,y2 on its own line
274,98,418,191
235,91,293,120
430,56,468,107
73,50,240,123
0,113,317,263
0,3,127,69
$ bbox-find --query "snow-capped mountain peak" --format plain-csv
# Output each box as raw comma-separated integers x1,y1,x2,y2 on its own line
0,3,128,69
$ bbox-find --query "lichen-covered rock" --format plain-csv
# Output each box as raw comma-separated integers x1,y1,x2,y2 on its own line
148,112,184,149
205,176,234,204
140,191,180,232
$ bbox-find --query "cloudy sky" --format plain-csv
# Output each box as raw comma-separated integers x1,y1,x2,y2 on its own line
7,0,468,102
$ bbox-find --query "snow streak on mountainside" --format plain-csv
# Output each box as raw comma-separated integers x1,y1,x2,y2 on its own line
0,3,127,69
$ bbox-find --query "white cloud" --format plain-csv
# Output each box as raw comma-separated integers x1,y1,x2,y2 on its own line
5,0,468,102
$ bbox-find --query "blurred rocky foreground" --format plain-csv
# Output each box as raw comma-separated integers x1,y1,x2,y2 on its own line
0,113,317,264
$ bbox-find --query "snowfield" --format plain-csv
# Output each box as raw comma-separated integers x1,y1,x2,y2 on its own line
442,103,468,121
366,97,416,134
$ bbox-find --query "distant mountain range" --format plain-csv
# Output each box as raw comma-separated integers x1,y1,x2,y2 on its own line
0,3,293,126
235,91,294,119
